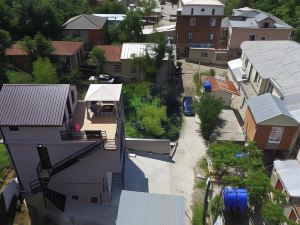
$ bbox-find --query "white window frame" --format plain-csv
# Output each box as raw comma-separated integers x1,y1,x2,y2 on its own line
210,17,216,27
268,127,284,144
190,17,196,27
188,33,192,40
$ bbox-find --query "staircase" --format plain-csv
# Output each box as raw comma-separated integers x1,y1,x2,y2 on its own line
28,141,103,211
104,139,117,150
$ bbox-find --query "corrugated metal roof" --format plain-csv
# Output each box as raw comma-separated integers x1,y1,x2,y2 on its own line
274,160,300,197
116,190,185,225
201,76,239,95
62,14,106,30
0,84,70,126
246,93,296,124
181,0,224,6
121,43,157,60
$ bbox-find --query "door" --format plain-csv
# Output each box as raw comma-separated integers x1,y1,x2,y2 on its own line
37,145,52,169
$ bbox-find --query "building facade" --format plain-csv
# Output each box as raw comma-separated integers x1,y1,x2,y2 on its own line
0,84,126,211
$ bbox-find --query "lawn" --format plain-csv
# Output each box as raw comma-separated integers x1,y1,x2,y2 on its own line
0,144,11,178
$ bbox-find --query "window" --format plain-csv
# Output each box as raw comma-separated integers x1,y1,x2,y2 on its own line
266,82,274,93
216,54,227,61
91,197,98,203
209,33,214,41
268,127,284,144
201,8,205,12
263,22,270,28
220,30,227,40
201,52,208,58
72,195,79,200
261,36,266,40
71,90,75,104
191,8,194,15
210,17,216,27
190,17,196,27
188,33,192,40
249,35,256,41
9,126,19,131
212,8,215,15
114,64,121,72
254,72,258,82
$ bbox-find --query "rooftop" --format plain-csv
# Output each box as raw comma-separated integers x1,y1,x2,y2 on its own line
96,45,122,63
181,0,224,6
121,43,157,60
0,84,70,126
247,93,297,125
274,160,300,197
222,7,292,29
84,84,122,102
201,76,239,95
6,41,83,56
92,14,125,21
116,190,185,225
62,14,107,30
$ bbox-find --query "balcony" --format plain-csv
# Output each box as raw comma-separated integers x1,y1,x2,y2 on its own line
189,43,214,49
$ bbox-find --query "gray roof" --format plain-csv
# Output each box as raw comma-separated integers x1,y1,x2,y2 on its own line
274,160,300,197
0,84,70,126
228,7,292,29
116,190,185,225
62,14,106,30
247,93,296,124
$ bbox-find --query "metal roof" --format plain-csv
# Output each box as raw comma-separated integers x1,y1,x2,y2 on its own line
121,43,157,60
92,14,125,21
84,84,122,102
116,190,185,225
62,14,106,30
246,93,296,124
274,160,300,197
0,84,70,126
181,0,224,6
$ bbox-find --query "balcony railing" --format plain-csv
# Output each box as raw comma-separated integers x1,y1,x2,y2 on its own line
60,130,107,141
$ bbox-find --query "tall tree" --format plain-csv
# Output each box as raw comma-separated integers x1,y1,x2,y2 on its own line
0,29,11,86
33,57,58,84
90,47,106,74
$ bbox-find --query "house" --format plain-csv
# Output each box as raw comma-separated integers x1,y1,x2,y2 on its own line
223,7,292,58
5,41,84,72
285,205,300,224
97,45,122,77
142,24,176,40
62,14,107,49
244,94,299,152
120,43,174,84
176,0,225,59
0,84,126,211
201,76,239,106
116,190,185,225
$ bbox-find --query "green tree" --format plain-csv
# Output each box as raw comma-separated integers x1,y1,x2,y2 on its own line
224,0,241,16
261,201,286,225
119,10,143,42
60,69,84,86
33,57,58,84
0,29,11,86
6,71,33,84
96,0,126,14
193,93,224,139
136,0,157,23
90,47,106,74
20,33,54,61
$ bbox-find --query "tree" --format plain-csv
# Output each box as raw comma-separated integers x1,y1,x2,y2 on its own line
136,0,157,23
95,0,126,14
90,47,106,74
20,33,54,61
193,93,224,139
0,29,11,86
120,10,143,42
60,69,84,86
6,71,33,84
261,201,286,225
33,57,58,84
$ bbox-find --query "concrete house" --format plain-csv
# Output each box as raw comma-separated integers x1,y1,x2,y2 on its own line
5,41,85,72
176,0,225,60
0,84,126,211
120,43,174,84
62,14,107,49
223,7,292,58
228,41,300,152
245,94,299,151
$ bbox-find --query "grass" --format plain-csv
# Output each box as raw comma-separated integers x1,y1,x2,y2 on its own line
193,202,204,225
0,144,11,179
199,157,209,176
196,180,206,189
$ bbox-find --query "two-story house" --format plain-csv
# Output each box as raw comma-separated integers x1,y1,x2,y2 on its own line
228,40,300,153
223,7,292,59
176,0,225,58
0,84,126,211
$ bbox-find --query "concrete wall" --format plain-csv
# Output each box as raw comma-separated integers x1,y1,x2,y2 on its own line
212,91,232,106
126,138,171,155
188,48,228,65
181,5,224,16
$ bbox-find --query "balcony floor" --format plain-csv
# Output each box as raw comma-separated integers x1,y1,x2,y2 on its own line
71,102,117,139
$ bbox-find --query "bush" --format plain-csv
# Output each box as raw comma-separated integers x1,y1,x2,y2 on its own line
193,202,204,225
6,70,32,84
261,201,285,225
0,144,11,178
209,196,222,224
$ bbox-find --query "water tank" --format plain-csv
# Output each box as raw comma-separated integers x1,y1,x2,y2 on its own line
203,80,212,91
223,187,247,212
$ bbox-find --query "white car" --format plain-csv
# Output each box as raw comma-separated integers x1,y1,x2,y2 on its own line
99,74,114,83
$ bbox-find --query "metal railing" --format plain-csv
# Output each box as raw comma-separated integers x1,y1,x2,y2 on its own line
60,130,106,141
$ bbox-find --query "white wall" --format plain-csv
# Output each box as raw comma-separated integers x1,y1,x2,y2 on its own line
181,5,224,16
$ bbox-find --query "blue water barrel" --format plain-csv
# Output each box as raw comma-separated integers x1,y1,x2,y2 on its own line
203,80,212,91
223,187,248,212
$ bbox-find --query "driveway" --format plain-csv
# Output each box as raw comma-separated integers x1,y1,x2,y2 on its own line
124,115,207,225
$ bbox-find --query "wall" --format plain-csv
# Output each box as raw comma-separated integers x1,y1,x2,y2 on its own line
103,62,121,76
181,5,224,16
228,27,291,49
126,138,171,155
188,48,228,65
212,91,232,106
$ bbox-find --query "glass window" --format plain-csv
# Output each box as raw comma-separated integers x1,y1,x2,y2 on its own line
268,127,284,144
201,52,208,58
210,17,216,27
212,8,215,15
249,35,256,41
188,33,192,40
191,8,194,15
201,8,205,12
190,17,196,27
261,36,266,40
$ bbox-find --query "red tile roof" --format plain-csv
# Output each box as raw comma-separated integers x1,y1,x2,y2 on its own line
201,76,240,96
6,41,83,57
97,45,122,62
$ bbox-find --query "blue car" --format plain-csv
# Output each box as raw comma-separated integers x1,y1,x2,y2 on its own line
183,96,194,116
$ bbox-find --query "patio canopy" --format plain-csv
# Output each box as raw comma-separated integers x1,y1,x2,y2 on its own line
84,84,122,102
